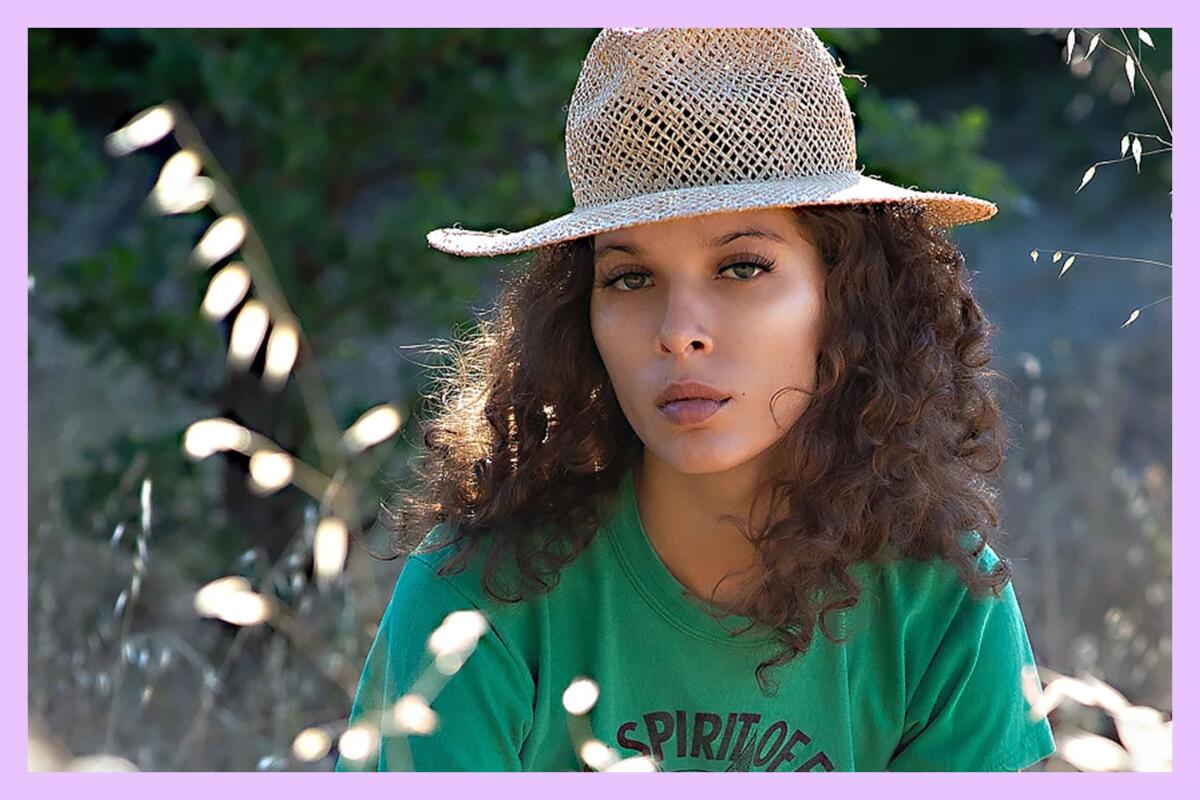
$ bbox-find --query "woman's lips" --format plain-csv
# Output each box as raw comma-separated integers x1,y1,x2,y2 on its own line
657,397,730,426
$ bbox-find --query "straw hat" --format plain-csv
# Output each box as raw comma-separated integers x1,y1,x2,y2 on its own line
426,28,997,258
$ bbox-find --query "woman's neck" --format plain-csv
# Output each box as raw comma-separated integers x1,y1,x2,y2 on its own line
632,454,780,614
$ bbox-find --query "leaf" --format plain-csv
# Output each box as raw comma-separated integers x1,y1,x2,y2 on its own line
1030,249,1039,263
1066,29,1076,63
1138,29,1155,48
1121,308,1141,328
1059,255,1076,277
1087,32,1101,58
1125,53,1136,94
1053,250,1063,263
1121,134,1130,157
1077,165,1097,192
1132,136,1143,173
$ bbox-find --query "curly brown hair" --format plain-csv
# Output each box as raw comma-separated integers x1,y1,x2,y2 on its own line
378,202,1014,695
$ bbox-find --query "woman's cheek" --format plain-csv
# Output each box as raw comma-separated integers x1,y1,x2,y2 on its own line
589,303,613,355
591,312,630,390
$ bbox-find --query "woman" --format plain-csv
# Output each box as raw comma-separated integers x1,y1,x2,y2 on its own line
335,27,1056,772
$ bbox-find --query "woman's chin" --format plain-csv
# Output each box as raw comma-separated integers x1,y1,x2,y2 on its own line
642,438,755,476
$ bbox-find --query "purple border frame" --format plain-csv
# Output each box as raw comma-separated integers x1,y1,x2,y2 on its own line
10,2,1187,796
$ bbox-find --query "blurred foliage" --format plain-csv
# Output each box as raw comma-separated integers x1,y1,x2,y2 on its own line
823,28,1017,202
55,427,250,584
854,94,1010,199
829,27,1172,212
51,229,225,405
32,30,571,382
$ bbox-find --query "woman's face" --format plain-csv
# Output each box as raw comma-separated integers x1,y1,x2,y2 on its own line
590,207,827,475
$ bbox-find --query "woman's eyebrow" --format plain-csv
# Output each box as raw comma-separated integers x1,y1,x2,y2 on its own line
594,227,788,260
704,227,789,248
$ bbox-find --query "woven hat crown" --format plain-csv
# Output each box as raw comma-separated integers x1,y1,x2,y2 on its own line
565,28,858,209
424,27,996,257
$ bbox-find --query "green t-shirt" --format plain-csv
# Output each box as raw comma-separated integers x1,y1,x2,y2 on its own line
336,466,1055,772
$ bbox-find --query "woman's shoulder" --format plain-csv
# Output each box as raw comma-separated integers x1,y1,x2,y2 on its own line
390,521,568,667
406,517,606,600
848,531,1018,634
400,522,505,610
854,530,1004,591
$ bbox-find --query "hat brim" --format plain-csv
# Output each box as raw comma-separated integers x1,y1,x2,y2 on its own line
426,171,997,258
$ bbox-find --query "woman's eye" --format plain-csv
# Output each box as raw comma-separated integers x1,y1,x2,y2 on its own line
722,262,767,280
604,260,774,292
613,273,649,291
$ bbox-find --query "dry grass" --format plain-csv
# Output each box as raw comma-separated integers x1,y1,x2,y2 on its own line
1036,28,1172,329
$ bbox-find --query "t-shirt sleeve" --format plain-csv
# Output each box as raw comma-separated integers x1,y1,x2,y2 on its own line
334,554,535,772
886,549,1056,772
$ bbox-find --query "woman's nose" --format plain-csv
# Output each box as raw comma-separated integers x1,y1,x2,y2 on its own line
655,289,714,355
